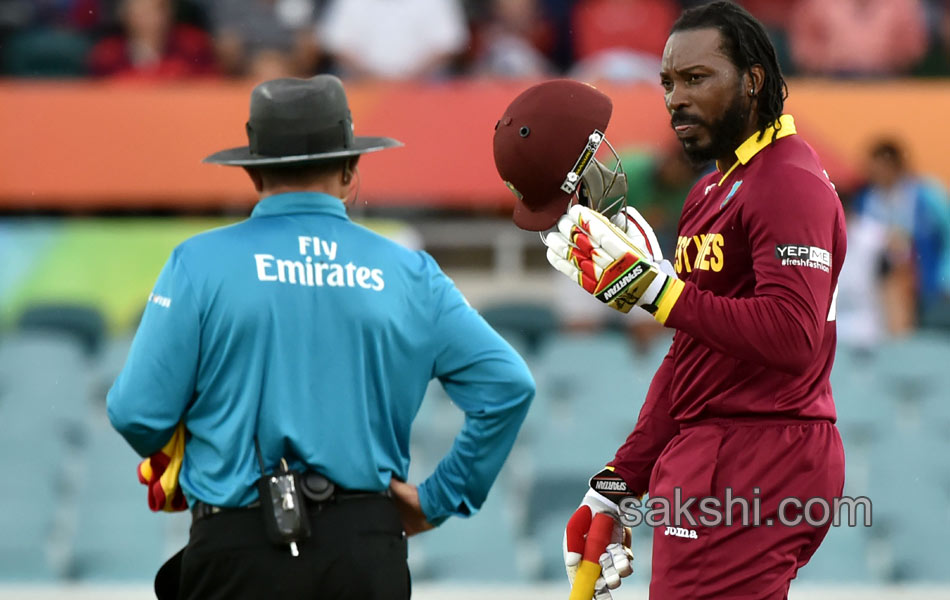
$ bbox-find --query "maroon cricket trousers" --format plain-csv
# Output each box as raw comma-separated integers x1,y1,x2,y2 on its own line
648,417,846,599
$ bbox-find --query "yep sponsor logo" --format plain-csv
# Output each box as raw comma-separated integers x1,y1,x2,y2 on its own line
774,244,831,272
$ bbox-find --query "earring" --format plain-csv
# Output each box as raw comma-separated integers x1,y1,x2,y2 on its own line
749,88,755,96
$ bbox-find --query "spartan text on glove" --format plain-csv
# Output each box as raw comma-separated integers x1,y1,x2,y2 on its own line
598,264,645,303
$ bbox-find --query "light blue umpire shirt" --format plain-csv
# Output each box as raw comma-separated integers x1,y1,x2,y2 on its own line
107,192,535,525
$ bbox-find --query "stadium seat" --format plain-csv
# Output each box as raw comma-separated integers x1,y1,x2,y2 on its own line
883,334,950,434
0,331,96,580
479,301,559,357
0,459,60,580
17,303,106,357
866,424,950,581
70,417,166,580
1,29,91,78
796,523,874,583
530,331,646,427
409,381,465,460
872,334,950,412
90,334,135,406
506,331,648,578
887,515,950,582
408,481,523,581
831,348,897,444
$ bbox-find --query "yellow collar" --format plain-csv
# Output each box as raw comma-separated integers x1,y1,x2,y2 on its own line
716,114,797,185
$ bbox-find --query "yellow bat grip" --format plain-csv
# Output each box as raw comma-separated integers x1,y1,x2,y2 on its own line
568,560,601,600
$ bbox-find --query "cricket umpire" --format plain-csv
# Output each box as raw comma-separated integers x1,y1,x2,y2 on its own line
107,74,535,599
495,3,846,598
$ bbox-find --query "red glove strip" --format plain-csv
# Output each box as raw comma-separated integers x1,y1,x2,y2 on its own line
566,504,593,555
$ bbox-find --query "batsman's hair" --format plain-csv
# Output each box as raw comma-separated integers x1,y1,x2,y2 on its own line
672,1,788,142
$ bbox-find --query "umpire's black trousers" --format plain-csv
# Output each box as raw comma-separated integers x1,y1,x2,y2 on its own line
176,495,410,600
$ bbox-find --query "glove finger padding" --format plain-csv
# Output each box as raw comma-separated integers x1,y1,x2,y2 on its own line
563,504,593,586
571,205,643,260
599,542,634,589
610,206,663,262
573,206,669,313
544,204,677,315
593,577,613,600
544,229,612,292
545,246,601,294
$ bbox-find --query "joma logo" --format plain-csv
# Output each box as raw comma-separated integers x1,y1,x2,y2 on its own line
664,526,698,539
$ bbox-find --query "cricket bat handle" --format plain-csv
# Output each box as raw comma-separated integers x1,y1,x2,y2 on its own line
568,512,614,600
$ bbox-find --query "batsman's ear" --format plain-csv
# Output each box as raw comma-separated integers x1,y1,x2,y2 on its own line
747,65,765,98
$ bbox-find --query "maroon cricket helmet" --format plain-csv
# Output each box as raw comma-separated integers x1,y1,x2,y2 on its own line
492,80,613,231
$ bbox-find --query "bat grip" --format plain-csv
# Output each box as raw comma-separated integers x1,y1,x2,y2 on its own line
567,512,614,600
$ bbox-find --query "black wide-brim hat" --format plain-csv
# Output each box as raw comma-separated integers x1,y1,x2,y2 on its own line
203,74,402,167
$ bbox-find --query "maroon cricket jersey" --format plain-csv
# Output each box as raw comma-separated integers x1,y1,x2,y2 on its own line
610,116,848,495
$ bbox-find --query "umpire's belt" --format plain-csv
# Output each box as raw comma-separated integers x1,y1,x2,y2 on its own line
191,472,391,522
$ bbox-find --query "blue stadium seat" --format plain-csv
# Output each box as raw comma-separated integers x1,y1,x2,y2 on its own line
0,332,92,434
0,332,93,580
17,303,106,357
872,334,950,431
408,481,522,581
530,331,647,438
479,301,559,358
866,425,950,581
1,29,92,78
796,523,874,583
409,381,465,468
0,461,59,579
831,348,897,444
70,419,166,580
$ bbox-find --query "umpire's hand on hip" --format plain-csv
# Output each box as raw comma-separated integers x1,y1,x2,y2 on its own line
390,479,435,537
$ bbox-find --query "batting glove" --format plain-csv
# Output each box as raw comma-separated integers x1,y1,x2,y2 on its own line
564,468,635,600
609,206,662,260
544,205,679,315
610,205,678,280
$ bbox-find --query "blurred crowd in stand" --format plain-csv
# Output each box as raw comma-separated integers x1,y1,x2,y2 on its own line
836,140,950,348
2,0,950,81
2,0,948,346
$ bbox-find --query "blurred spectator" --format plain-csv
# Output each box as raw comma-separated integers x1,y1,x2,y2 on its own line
739,0,801,74
0,0,103,77
835,192,891,350
88,0,218,80
11,0,104,29
942,0,950,72
789,0,929,77
535,0,577,72
853,139,950,332
470,0,556,78
569,0,677,82
317,0,470,80
738,0,801,27
205,0,321,80
914,0,950,75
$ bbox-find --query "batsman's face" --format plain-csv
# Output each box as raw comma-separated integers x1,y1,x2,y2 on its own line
660,28,751,166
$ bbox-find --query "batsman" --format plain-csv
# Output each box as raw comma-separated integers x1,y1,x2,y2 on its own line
493,3,846,599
